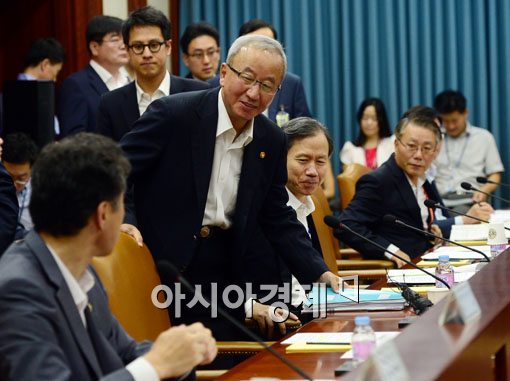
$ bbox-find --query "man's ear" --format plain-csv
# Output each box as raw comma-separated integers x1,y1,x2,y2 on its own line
219,63,227,87
40,58,51,72
182,53,190,68
165,39,172,57
94,201,109,231
89,41,100,57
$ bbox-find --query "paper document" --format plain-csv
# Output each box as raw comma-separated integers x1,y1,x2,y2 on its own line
422,245,490,260
450,224,510,241
387,268,475,284
282,332,399,345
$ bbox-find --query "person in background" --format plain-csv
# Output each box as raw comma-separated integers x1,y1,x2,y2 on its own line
180,21,221,82
0,137,19,256
1,132,38,231
18,38,65,82
340,97,394,169
59,15,130,136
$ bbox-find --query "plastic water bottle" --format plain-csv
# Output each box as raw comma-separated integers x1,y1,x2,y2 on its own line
435,254,454,288
351,316,376,365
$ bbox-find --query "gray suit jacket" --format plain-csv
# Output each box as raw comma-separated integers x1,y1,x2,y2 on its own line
0,231,151,381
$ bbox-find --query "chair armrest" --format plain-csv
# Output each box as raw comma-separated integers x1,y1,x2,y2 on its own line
216,341,276,354
196,370,228,380
337,248,362,259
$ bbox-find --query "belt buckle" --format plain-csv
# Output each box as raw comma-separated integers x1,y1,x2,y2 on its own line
199,226,211,238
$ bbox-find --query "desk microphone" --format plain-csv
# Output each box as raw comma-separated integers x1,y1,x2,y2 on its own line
324,216,450,298
157,260,314,381
476,176,510,188
460,182,510,205
382,214,490,262
424,199,510,231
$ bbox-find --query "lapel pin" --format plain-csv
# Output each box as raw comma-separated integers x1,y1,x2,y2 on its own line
259,151,266,159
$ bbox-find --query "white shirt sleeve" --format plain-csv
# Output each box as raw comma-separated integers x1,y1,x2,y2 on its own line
385,243,401,260
126,357,160,381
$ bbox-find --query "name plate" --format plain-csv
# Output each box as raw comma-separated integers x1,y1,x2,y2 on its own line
356,341,409,381
439,281,481,325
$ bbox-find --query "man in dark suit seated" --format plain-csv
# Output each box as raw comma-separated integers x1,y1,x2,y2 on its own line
120,35,339,340
0,138,18,256
338,113,491,267
0,133,217,381
97,6,210,142
59,16,130,136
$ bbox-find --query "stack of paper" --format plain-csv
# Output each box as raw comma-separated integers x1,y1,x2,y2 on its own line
386,264,477,284
450,224,510,242
302,287,405,313
422,245,490,260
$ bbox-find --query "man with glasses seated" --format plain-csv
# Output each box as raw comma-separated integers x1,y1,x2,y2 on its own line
120,34,339,340
59,15,130,136
338,112,490,268
180,22,221,82
97,6,209,142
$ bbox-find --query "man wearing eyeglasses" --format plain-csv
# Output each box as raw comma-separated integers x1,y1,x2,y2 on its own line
97,7,209,142
120,34,339,340
338,113,490,268
59,16,130,136
180,22,221,82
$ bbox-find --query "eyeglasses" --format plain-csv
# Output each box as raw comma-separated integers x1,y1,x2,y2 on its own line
226,63,280,94
102,36,123,45
397,137,436,156
128,41,166,55
187,48,219,60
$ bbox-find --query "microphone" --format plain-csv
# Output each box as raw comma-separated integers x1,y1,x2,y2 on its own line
324,215,450,301
476,176,510,188
157,260,314,381
424,199,510,231
382,214,490,262
461,182,510,204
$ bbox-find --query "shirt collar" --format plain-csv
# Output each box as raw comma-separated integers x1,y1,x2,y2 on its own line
17,73,36,80
217,88,254,145
89,59,114,84
286,187,315,216
135,71,171,102
405,173,427,190
442,121,472,139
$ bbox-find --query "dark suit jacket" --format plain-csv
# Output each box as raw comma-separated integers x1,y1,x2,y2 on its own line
59,64,109,136
208,72,311,122
120,87,328,287
0,163,18,256
97,75,210,142
0,231,154,381
339,154,454,259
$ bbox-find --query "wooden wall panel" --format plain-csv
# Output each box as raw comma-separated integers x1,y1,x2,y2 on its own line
128,0,147,12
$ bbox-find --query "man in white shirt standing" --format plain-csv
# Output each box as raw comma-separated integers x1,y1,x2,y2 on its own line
59,16,130,136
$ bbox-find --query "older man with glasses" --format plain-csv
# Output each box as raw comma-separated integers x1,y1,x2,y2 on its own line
338,111,492,268
120,34,339,340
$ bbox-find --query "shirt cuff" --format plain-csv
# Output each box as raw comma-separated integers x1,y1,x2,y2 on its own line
455,216,464,225
126,357,160,381
244,297,255,316
385,244,400,260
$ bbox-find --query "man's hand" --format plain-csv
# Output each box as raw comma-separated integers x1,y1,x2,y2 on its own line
430,224,443,245
472,191,488,203
318,271,342,292
120,223,143,247
251,301,299,339
391,250,411,268
144,323,217,379
464,202,494,224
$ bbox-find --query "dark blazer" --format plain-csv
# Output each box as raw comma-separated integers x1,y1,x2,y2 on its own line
208,72,311,122
97,75,211,142
120,87,328,287
0,163,18,256
0,231,154,381
339,154,454,259
59,64,109,136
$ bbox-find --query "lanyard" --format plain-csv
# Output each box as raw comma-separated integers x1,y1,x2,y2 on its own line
18,187,27,224
445,132,470,169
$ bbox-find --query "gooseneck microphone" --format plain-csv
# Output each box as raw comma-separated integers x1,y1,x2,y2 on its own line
461,182,510,204
157,261,314,381
323,215,450,292
382,214,490,262
424,199,510,231
476,176,510,188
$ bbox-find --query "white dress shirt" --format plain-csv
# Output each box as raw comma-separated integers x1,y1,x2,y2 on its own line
202,89,254,228
89,60,130,91
136,71,170,116
17,180,33,230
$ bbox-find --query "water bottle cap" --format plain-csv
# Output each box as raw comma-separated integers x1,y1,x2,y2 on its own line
438,255,449,261
355,316,370,326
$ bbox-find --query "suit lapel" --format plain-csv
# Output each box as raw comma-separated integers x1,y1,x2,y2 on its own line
86,65,108,96
25,232,102,378
124,83,140,127
169,75,182,94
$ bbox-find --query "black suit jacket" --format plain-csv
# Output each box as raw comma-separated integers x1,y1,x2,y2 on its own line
339,154,453,259
0,231,155,381
120,87,328,286
0,163,18,256
97,75,210,141
59,64,109,136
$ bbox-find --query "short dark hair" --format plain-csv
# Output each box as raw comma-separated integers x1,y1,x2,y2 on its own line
2,133,38,166
238,19,278,40
401,105,442,127
24,38,65,67
282,117,333,157
30,133,131,236
86,15,123,53
180,21,219,54
354,97,391,147
434,90,467,114
122,6,171,45
395,114,442,145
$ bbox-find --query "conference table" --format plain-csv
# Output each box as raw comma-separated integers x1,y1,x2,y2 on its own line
217,249,510,380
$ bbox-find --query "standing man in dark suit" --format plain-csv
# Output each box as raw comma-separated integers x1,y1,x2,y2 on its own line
120,35,339,340
0,138,18,256
97,7,210,142
0,133,217,381
59,16,130,136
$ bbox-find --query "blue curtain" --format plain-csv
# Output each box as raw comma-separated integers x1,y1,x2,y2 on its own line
180,0,510,201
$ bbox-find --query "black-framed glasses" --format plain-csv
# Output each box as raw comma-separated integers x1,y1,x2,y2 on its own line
226,63,280,94
396,137,436,156
188,48,219,60
128,41,166,55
